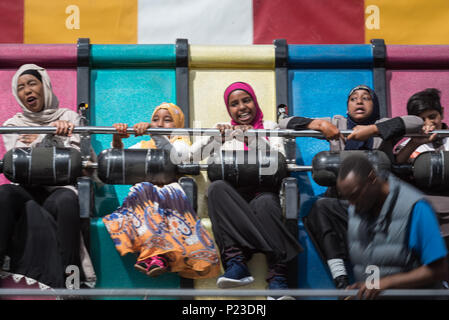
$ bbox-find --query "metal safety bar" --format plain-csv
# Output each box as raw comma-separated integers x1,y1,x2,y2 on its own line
82,160,312,172
1,126,449,138
81,161,312,172
0,288,448,298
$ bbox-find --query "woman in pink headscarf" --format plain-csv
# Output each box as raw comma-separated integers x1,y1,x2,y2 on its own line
191,82,339,298
201,82,301,299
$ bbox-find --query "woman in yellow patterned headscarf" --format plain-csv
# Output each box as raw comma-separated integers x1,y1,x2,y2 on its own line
103,103,220,279
112,102,191,149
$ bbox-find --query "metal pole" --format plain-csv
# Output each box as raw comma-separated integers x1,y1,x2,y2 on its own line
1,126,449,138
0,288,448,298
196,164,312,172
0,126,323,136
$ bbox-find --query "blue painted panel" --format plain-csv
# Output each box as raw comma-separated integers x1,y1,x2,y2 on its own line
90,68,176,217
288,45,374,293
289,69,373,200
288,45,373,68
298,222,335,292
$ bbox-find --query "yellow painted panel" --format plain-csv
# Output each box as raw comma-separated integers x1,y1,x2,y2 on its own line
190,45,275,69
190,70,276,223
24,0,137,44
190,70,276,296
365,0,449,44
190,70,277,128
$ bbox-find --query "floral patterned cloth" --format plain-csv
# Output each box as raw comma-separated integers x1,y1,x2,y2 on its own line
103,182,220,279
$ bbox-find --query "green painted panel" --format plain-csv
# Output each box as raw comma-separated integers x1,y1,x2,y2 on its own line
89,67,178,296
91,45,176,68
90,68,176,217
90,219,180,299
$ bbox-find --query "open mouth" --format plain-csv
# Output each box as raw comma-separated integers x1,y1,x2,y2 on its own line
354,107,366,114
26,96,37,105
238,112,252,122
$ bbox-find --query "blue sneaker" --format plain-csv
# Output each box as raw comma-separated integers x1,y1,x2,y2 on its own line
267,276,295,300
216,260,254,289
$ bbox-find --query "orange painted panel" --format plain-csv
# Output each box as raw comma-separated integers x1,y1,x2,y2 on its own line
365,0,449,44
24,0,137,44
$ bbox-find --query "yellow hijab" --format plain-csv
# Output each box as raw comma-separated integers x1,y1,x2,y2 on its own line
140,103,191,149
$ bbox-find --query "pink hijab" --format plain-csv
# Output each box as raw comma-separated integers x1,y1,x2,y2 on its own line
223,82,265,129
223,82,266,150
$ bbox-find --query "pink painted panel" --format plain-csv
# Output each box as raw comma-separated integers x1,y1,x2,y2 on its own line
386,45,449,69
387,70,449,119
0,44,77,68
0,44,78,184
386,45,449,119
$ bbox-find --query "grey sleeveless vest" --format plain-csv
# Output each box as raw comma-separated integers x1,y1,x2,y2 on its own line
348,174,423,282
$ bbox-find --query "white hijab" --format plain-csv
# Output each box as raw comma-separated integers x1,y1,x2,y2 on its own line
7,64,71,126
3,64,80,151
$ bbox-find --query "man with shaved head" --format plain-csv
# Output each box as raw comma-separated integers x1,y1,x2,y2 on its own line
337,154,448,299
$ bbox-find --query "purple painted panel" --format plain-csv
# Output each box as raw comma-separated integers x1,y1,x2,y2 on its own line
386,45,449,69
0,45,78,184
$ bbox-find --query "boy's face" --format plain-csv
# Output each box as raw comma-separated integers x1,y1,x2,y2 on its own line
419,109,443,130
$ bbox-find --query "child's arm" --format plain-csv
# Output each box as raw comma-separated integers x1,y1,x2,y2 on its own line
395,139,422,164
112,123,130,148
347,116,423,142
279,116,342,141
395,124,438,164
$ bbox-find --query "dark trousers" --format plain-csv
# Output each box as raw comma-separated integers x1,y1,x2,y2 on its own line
207,180,302,281
303,197,349,262
0,184,80,287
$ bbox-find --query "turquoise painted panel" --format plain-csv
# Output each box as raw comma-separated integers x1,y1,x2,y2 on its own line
90,68,176,217
90,219,180,300
89,67,178,296
91,45,176,68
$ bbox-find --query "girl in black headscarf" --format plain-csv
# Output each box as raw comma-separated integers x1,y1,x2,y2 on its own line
343,85,380,150
329,84,422,156
284,84,424,289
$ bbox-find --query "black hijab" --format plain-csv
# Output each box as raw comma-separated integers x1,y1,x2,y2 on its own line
345,85,380,150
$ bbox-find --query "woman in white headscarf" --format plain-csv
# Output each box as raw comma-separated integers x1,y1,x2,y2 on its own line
0,64,82,288
4,64,80,150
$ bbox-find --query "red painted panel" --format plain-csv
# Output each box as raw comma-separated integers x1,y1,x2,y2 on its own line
0,0,24,43
253,0,365,44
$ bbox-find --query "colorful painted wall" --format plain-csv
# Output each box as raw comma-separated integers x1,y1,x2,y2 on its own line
1,0,449,45
1,0,449,299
